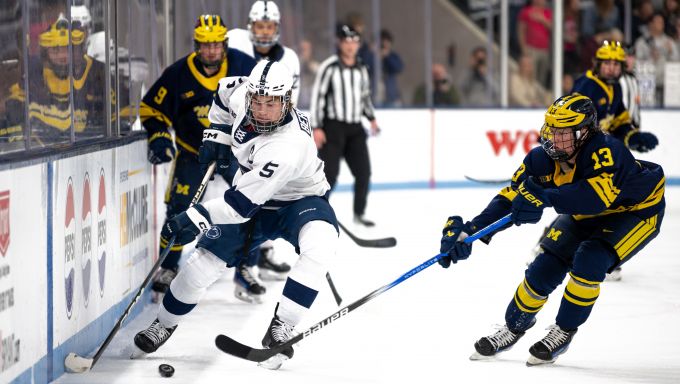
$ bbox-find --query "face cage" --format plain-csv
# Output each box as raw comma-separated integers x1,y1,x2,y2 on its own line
540,125,588,162
245,92,291,133
248,23,280,48
194,41,227,68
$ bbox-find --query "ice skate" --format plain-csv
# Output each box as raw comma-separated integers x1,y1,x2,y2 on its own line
526,325,577,366
132,318,177,357
470,318,536,360
151,267,177,294
258,314,295,370
257,245,291,281
234,263,266,304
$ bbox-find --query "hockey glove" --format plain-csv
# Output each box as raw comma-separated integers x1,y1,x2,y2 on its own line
147,131,176,164
439,216,473,268
161,204,213,245
199,127,233,179
511,177,551,226
627,131,658,153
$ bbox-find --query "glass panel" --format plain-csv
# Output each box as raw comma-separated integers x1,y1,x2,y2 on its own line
378,0,415,107
116,0,133,133
71,0,108,141
509,0,553,107
27,0,70,147
125,0,153,132
0,0,26,153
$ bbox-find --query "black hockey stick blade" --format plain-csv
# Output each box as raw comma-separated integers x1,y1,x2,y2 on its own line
337,221,396,248
464,175,512,184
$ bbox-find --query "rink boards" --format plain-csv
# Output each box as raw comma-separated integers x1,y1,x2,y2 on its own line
0,109,678,383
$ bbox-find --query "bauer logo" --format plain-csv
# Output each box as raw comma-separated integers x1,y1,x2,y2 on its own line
97,168,107,297
81,173,92,308
64,178,76,319
0,191,9,257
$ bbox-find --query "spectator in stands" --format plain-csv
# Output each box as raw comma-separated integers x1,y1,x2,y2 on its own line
517,0,553,87
632,0,655,43
459,47,497,106
582,0,622,40
297,39,319,109
413,63,461,106
662,0,680,36
509,54,552,107
564,0,583,75
380,29,404,106
635,12,680,105
3,16,108,147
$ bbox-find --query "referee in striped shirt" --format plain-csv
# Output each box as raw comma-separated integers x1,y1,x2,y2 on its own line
311,24,380,227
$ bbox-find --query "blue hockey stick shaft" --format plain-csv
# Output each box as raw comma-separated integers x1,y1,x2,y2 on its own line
215,213,512,362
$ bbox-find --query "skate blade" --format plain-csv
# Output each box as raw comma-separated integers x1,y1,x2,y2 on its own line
258,270,287,281
258,353,289,370
233,290,265,304
469,351,497,361
129,344,148,360
526,355,556,366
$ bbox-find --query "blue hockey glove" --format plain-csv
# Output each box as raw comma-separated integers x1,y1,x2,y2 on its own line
199,127,233,179
511,177,551,226
627,131,658,153
147,131,176,164
439,216,473,268
161,204,212,245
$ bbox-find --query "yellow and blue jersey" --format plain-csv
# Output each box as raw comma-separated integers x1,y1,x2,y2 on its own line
471,132,664,239
571,71,634,144
4,55,108,145
140,48,256,155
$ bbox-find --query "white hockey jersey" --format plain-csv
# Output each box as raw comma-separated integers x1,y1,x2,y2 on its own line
202,76,330,225
227,28,301,106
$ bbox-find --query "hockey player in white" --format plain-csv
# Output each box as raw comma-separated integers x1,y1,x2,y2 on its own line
133,60,339,370
227,0,303,301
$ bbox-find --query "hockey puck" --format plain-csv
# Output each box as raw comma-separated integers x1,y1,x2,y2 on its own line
158,363,175,377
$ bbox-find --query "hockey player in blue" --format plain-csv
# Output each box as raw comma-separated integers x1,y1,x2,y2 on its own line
133,60,339,370
439,95,664,365
563,40,658,281
140,15,256,294
571,40,658,153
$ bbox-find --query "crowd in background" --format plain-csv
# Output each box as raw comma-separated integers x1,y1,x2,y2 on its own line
2,0,680,156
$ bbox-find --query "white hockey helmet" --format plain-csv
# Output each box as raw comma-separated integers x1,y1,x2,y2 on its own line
71,5,92,33
245,60,293,133
248,1,280,48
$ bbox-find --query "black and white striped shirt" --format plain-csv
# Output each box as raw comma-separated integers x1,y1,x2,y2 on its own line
309,55,376,127
619,72,641,128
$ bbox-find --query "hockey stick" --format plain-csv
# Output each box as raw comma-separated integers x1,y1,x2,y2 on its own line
215,213,512,363
464,175,512,184
326,272,343,305
65,162,216,373
337,221,397,248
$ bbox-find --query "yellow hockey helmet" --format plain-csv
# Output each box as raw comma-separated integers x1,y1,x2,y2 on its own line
39,16,85,48
595,40,625,62
540,94,598,161
193,14,228,43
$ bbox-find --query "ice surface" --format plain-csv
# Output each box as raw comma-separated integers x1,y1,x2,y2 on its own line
55,187,680,384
